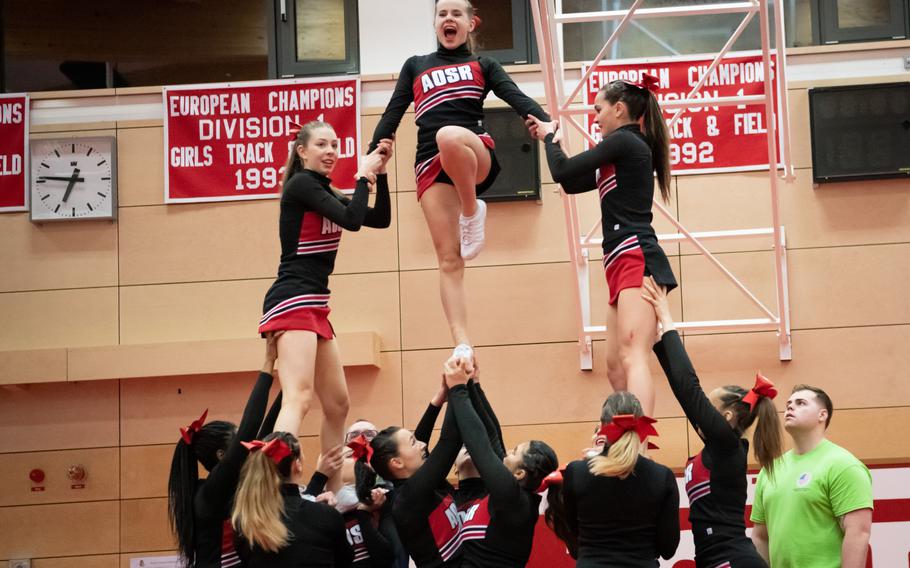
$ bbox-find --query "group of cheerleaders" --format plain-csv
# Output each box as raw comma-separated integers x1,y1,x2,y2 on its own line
167,1,784,567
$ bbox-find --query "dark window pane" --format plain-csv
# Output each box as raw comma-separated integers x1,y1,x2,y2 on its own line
472,0,515,51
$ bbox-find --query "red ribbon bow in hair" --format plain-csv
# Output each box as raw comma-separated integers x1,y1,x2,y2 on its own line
536,467,565,494
347,434,374,463
742,372,778,410
621,73,660,94
598,414,659,445
288,120,304,140
179,409,208,445
241,438,293,465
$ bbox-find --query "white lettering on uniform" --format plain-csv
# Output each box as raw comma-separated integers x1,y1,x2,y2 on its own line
421,65,475,93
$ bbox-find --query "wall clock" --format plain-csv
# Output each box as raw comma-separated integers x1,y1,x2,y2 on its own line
30,137,117,222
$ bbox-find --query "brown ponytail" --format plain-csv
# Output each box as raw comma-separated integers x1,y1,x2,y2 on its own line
600,81,671,203
231,432,300,553
717,386,783,479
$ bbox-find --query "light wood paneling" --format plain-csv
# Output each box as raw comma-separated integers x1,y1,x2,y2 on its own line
827,407,910,464
683,325,910,410
121,498,174,553
32,555,119,568
0,287,119,351
361,113,398,191
789,243,910,330
676,171,775,255
0,501,119,559
0,380,119,453
393,114,418,192
117,126,165,207
333,193,400,275
121,445,171,500
0,348,67,385
401,342,687,431
787,88,813,170
119,371,279,447
679,250,778,326
781,170,910,249
0,213,118,293
0,447,119,506
328,271,402,351
118,201,278,285
119,279,269,345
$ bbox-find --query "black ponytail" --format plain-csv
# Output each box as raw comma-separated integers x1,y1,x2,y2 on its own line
519,440,558,493
545,484,578,559
167,420,235,564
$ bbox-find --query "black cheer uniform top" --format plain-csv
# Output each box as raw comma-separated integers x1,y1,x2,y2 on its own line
344,508,396,567
449,384,542,568
370,44,550,165
243,484,354,568
260,170,390,330
391,402,464,568
544,125,677,290
654,330,767,567
563,456,680,567
192,371,277,568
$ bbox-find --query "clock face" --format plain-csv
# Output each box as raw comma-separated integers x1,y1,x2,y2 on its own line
30,137,117,221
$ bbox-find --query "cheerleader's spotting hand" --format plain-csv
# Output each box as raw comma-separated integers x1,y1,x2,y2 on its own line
525,116,561,143
357,487,388,512
443,357,470,390
375,137,394,175
263,331,283,374
356,145,387,184
640,276,674,339
315,445,345,479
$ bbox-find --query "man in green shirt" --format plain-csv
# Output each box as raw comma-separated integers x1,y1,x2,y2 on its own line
751,384,872,567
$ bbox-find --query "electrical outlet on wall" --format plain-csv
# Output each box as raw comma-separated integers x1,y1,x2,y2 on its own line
904,54,910,70
10,560,31,568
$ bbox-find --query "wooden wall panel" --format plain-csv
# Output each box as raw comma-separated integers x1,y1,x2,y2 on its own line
118,279,269,345
0,213,118,293
361,113,398,191
121,445,171,500
679,250,778,326
0,348,67,385
0,448,119,506
117,126,165,207
787,88,813,170
333,194,400,275
32,555,119,568
789,243,910,330
118,201,278,285
781,171,910,249
393,114,418,192
0,287,119,351
0,501,119,559
401,342,687,430
121,498,174,553
120,372,279,446
826,407,910,464
328,271,402,351
683,326,910,410
0,380,119,453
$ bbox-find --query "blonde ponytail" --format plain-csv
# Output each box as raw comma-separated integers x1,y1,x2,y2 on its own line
588,430,640,479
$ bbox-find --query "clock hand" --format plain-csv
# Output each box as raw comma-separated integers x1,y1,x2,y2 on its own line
38,175,86,182
62,168,81,203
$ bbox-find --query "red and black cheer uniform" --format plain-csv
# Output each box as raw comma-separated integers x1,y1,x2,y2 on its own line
192,371,278,568
391,401,464,567
654,330,768,568
259,169,390,336
448,384,542,568
544,125,677,304
343,508,396,567
370,43,550,199
242,483,354,568
562,455,680,567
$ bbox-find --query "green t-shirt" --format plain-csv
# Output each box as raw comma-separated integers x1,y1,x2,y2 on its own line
750,439,872,568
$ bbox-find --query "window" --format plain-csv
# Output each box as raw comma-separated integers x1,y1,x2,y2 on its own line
274,0,359,77
472,0,534,64
818,0,908,43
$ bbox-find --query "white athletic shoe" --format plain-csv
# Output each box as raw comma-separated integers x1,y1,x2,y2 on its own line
452,343,474,364
459,199,487,260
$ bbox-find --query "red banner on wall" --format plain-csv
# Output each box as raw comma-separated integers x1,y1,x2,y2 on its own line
164,77,360,203
0,93,28,212
583,52,780,174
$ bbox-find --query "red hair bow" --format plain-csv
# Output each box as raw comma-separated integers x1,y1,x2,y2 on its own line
742,372,778,410
622,73,660,94
289,120,304,140
179,409,208,445
347,434,374,463
598,414,659,446
241,438,293,465
536,467,565,494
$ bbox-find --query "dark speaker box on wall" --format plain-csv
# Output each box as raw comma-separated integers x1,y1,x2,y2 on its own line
809,82,910,184
480,107,541,201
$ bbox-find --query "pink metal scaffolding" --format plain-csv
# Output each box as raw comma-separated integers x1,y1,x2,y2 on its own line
530,0,795,369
